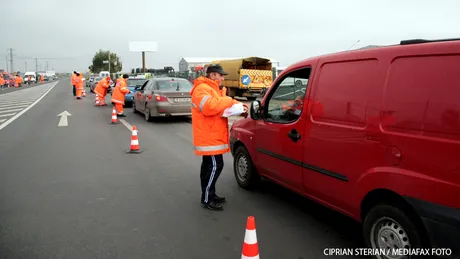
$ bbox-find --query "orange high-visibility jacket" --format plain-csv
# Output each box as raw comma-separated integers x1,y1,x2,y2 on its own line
190,76,239,156
111,79,130,105
74,74,84,90
94,78,109,97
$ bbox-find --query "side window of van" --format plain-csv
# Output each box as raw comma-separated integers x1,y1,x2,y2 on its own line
264,68,311,123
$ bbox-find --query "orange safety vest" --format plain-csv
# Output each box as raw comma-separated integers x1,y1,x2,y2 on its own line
111,79,130,105
94,78,109,97
190,76,239,156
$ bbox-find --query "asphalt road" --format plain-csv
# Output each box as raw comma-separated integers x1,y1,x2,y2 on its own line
0,79,366,259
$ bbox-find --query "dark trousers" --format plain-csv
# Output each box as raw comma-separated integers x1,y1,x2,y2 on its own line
200,154,224,203
72,85,76,96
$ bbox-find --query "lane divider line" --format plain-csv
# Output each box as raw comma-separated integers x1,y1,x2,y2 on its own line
0,81,59,131
119,119,133,132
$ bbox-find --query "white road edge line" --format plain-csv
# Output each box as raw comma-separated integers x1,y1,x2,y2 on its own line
0,81,59,131
119,119,133,132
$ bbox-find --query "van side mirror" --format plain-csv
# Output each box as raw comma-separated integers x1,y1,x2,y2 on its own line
250,100,262,120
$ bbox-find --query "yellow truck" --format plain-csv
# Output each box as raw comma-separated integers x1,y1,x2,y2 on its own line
206,57,273,100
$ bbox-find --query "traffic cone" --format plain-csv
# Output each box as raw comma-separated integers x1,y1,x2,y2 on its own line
241,216,259,259
111,107,118,124
82,90,86,97
127,126,143,153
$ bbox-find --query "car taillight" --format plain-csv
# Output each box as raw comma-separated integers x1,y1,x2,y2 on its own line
155,94,168,102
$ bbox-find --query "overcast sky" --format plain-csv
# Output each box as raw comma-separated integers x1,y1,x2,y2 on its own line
1,0,459,73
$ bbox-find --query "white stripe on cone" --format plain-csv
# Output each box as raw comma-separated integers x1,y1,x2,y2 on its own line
132,131,138,136
241,255,260,259
243,229,257,245
131,139,139,145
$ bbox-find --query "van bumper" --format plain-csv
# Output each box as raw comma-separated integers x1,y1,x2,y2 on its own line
405,196,460,256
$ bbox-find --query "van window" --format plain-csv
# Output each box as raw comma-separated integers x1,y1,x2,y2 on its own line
264,68,310,123
312,59,379,126
382,55,460,138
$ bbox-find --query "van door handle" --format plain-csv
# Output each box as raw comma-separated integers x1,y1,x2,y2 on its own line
288,129,301,142
365,134,380,142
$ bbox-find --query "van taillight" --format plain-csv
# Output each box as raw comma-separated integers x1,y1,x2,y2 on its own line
155,95,168,102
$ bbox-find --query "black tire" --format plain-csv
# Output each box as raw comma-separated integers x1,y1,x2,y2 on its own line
363,204,428,259
144,104,153,122
132,101,138,113
233,146,260,190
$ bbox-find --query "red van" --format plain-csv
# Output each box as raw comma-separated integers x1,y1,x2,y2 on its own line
230,38,460,257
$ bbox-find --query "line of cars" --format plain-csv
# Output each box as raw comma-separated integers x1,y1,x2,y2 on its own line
87,74,193,120
0,71,58,87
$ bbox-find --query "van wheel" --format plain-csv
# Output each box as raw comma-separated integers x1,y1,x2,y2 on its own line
233,146,260,190
363,204,427,259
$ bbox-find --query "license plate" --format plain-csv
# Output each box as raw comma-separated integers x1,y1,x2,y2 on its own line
174,98,190,103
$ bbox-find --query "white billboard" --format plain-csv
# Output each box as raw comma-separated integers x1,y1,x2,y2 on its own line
129,41,158,52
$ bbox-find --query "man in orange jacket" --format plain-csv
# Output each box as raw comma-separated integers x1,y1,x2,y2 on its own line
74,72,84,99
111,74,130,117
191,64,247,211
15,75,22,87
71,71,77,96
0,74,4,91
94,76,110,106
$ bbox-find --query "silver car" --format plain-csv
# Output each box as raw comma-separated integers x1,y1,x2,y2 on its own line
132,77,192,121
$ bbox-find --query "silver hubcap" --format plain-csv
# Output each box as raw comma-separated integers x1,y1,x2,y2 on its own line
236,154,249,182
370,217,411,259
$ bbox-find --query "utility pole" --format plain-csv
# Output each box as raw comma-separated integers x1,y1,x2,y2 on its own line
35,58,38,72
5,54,9,73
9,48,14,72
46,61,49,71
25,61,27,71
108,51,111,73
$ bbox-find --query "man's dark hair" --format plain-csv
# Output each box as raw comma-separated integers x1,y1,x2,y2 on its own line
123,74,129,79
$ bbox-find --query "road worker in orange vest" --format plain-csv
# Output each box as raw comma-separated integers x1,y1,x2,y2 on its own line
94,76,110,106
190,64,248,211
74,72,84,99
111,74,130,117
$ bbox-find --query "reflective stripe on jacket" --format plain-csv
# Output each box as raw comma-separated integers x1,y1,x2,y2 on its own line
190,76,239,156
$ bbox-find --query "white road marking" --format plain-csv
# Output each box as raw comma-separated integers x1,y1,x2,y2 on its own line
0,119,6,123
0,113,16,118
119,118,133,131
57,111,71,127
0,81,59,131
0,108,24,114
0,104,31,109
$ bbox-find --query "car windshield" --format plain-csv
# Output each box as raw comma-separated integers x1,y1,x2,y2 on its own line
128,79,146,87
156,79,192,92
